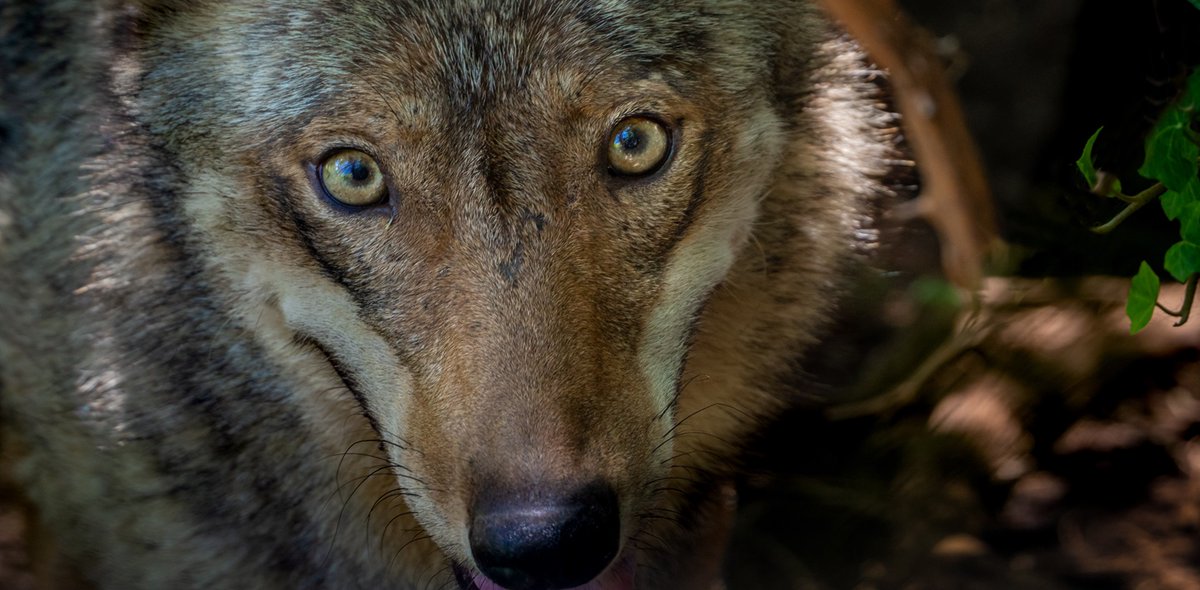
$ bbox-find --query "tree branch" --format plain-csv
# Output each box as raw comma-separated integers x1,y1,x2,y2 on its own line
1089,182,1166,234
816,0,998,289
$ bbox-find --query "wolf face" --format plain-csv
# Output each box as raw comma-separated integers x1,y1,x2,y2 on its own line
1,1,896,589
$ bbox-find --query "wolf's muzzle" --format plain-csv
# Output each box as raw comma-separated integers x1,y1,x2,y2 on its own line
468,482,620,590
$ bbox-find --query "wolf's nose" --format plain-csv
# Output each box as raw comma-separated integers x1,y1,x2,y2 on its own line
468,482,620,590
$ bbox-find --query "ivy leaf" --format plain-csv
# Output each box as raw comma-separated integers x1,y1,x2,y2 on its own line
1076,128,1102,189
1162,190,1186,220
1128,261,1160,333
1140,108,1200,192
1191,0,1200,11
1182,202,1200,243
1164,240,1200,283
1161,178,1200,220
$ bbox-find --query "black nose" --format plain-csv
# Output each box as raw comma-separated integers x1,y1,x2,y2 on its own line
468,482,620,590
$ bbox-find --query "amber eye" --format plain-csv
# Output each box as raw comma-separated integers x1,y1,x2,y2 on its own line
606,117,670,176
318,149,387,207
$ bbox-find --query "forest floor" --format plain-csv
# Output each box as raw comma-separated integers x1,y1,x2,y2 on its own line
730,277,1200,590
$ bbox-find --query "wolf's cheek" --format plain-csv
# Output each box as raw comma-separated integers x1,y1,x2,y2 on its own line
273,280,416,436
639,108,784,423
638,213,751,415
178,169,419,446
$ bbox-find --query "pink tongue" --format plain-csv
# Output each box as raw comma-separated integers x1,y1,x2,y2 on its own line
471,555,635,590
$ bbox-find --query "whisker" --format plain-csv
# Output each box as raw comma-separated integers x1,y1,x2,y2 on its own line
367,487,418,533
422,563,455,590
381,509,419,546
388,532,433,573
655,372,706,422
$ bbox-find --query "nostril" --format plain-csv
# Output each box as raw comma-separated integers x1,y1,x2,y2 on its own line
469,482,620,590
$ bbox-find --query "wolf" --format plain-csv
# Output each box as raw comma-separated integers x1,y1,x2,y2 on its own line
0,0,900,588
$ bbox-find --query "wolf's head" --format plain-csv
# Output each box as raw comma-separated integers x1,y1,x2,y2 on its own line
119,1,894,588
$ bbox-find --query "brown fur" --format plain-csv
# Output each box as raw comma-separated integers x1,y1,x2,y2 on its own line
1,1,898,588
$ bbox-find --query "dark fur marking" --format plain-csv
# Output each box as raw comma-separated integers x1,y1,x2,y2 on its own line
520,207,547,233
499,241,525,286
481,141,510,209
665,128,715,252
267,175,357,292
669,23,710,57
293,332,386,437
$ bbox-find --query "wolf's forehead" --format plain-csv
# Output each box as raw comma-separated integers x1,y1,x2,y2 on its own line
341,1,697,92
143,0,759,147
283,1,712,123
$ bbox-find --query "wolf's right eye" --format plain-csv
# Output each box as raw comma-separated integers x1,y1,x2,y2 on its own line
317,149,388,207
607,117,671,177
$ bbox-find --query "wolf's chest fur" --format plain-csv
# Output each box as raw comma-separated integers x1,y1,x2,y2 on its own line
0,1,898,588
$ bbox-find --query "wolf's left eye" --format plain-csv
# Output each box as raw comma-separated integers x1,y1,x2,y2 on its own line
607,117,670,176
318,149,388,207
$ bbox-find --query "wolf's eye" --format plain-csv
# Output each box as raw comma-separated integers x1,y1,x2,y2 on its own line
318,149,387,207
607,117,670,176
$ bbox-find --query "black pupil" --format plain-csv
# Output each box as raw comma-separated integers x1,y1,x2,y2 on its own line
616,127,642,153
337,157,371,183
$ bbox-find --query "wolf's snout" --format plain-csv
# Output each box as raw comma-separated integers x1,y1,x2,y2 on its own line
468,482,620,590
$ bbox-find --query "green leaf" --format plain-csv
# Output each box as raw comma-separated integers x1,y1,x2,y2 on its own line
1161,178,1200,220
1140,108,1200,191
1128,261,1161,333
1182,202,1200,243
1162,190,1186,220
1164,241,1200,283
1077,128,1102,188
1191,0,1200,11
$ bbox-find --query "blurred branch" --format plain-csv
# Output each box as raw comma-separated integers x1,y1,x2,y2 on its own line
1156,274,1198,326
816,0,999,289
1089,182,1165,234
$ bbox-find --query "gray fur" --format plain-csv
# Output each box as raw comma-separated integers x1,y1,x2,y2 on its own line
1,1,899,588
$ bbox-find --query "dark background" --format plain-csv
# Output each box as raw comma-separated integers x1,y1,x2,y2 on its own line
727,2,1200,589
